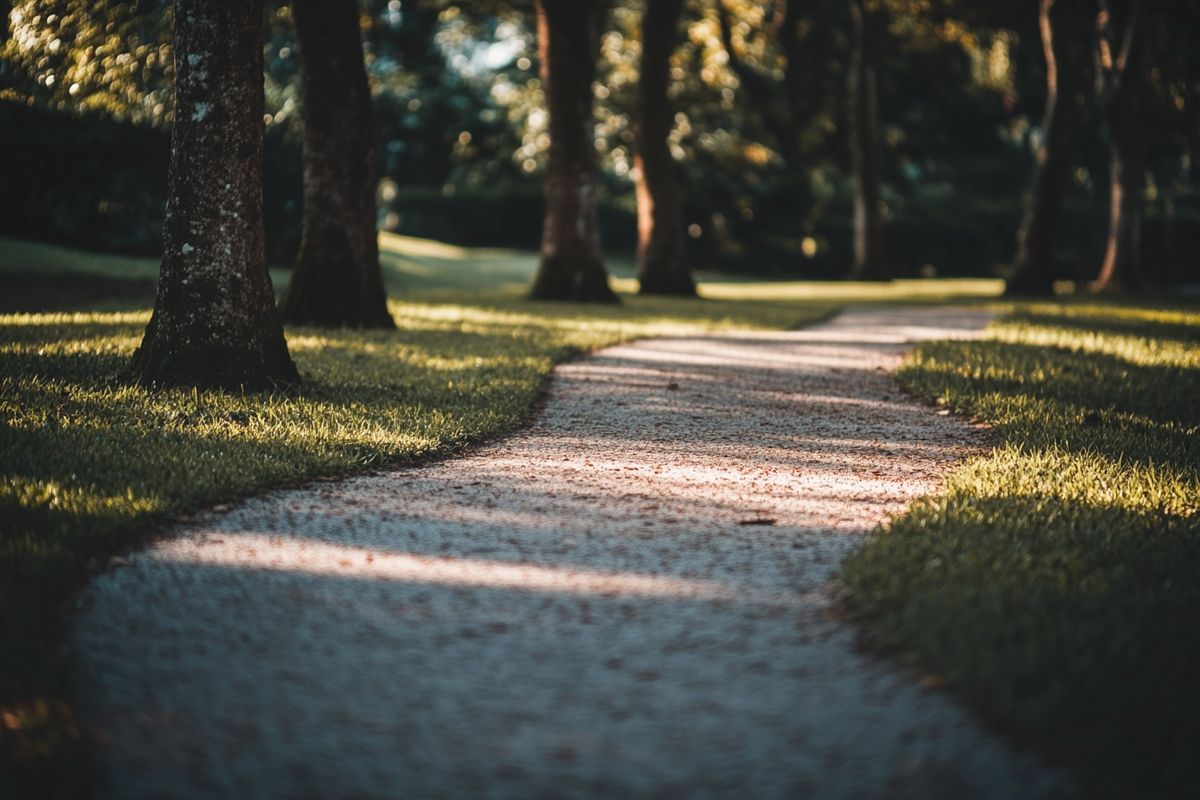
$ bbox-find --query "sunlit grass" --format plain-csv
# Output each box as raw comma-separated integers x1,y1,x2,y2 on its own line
842,301,1200,798
0,234,1008,784
0,235,1003,305
699,277,1004,302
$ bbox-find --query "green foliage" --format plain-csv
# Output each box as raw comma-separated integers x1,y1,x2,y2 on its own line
842,301,1200,798
5,0,1198,278
0,99,304,261
2,0,174,123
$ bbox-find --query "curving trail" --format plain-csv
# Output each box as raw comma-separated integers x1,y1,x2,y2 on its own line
72,306,1075,798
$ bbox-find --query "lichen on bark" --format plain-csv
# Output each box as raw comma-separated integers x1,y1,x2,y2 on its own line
130,0,299,390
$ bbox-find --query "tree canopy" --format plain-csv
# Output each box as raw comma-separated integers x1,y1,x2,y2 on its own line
3,0,1198,283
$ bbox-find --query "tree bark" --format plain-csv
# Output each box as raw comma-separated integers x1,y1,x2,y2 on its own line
1006,0,1088,297
130,0,299,390
847,0,887,280
1091,0,1146,293
278,0,394,328
528,0,618,303
634,0,694,297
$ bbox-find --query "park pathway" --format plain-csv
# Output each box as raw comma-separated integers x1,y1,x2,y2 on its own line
72,306,1075,798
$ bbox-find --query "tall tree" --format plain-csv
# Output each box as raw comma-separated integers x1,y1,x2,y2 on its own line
130,0,299,389
634,0,694,296
528,0,618,303
278,0,394,328
847,0,887,280
1090,0,1145,293
1006,0,1089,297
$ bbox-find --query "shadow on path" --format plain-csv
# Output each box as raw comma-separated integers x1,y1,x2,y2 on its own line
72,306,1077,799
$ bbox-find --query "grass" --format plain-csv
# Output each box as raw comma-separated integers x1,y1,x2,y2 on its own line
0,234,1000,794
842,301,1200,798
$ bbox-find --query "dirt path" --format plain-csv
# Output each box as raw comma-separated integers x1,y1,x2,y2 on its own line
72,306,1074,798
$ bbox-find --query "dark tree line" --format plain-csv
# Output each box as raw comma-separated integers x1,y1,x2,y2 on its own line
128,0,1191,389
1092,0,1146,293
1007,0,1091,297
1007,0,1167,297
847,0,888,281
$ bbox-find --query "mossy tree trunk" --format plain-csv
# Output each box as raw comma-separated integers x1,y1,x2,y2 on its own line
130,0,299,390
1091,0,1146,294
634,0,694,297
1006,0,1088,297
528,0,618,303
847,0,887,281
278,0,394,329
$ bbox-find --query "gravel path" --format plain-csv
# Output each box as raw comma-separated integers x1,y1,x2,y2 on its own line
72,306,1075,799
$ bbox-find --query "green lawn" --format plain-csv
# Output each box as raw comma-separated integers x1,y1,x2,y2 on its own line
842,302,1200,799
0,235,999,792
13,235,1196,796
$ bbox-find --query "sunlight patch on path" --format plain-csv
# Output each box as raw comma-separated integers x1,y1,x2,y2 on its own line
160,533,806,604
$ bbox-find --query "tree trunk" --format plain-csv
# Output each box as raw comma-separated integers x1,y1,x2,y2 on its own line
130,0,299,390
847,0,887,280
528,0,618,303
278,0,394,328
1006,0,1087,297
634,0,694,297
1091,0,1145,293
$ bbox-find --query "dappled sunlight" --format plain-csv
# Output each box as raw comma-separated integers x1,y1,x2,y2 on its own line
1019,302,1200,330
388,299,722,338
594,341,894,371
1,331,142,357
119,307,993,594
64,307,1030,800
154,532,806,604
464,453,940,509
947,442,1200,517
0,309,149,329
988,319,1200,368
698,278,1004,303
2,475,167,521
380,232,475,260
845,304,1200,795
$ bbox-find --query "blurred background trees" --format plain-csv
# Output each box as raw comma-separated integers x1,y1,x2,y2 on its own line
2,0,1198,288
